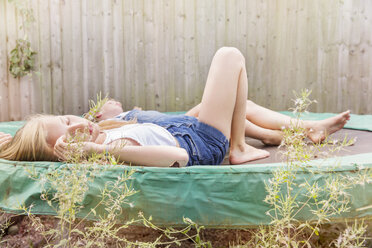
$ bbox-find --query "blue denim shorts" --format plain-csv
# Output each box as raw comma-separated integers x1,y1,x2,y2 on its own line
122,110,229,166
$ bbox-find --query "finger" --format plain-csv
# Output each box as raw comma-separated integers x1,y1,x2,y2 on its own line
0,136,10,141
0,136,12,145
54,148,66,161
54,145,65,155
55,135,68,148
0,133,11,139
54,142,68,155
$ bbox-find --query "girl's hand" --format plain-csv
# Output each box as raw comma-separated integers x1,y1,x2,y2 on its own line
54,135,102,161
0,132,12,149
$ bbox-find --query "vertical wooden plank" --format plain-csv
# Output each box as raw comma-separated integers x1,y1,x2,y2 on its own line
365,0,372,114
86,0,103,105
224,0,236,46
5,0,21,121
16,1,32,118
252,0,269,108
245,1,258,104
350,1,365,114
50,0,63,115
61,0,84,115
123,0,135,110
293,1,308,109
81,0,89,112
304,0,320,112
163,0,175,111
143,0,155,110
236,0,247,52
0,0,9,121
38,0,52,114
183,0,196,110
343,0,358,113
194,0,210,106
112,0,124,102
215,0,226,48
198,0,216,103
153,0,166,111
71,0,84,114
174,0,185,111
29,0,42,115
133,0,145,109
102,0,114,98
60,0,72,114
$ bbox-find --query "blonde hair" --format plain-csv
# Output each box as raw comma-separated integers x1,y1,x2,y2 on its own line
0,115,57,161
0,115,136,162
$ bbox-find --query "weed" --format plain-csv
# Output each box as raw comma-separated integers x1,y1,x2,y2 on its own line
8,0,37,78
243,89,371,247
83,93,109,122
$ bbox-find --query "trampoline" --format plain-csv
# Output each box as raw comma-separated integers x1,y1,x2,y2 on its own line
0,112,371,227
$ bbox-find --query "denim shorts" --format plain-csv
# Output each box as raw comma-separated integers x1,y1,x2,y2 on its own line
122,110,229,166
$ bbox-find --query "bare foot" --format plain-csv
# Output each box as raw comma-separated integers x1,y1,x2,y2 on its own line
306,110,350,143
229,143,270,164
261,130,283,146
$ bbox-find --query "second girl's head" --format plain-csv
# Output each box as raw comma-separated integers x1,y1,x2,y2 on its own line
85,99,124,122
96,99,124,121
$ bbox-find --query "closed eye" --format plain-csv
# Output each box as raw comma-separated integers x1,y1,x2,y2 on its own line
65,117,70,125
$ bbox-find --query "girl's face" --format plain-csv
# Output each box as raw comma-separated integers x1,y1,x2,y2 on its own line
44,115,100,147
97,100,124,121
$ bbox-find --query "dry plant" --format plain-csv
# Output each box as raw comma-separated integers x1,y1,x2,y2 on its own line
83,93,108,122
240,89,371,248
0,210,12,243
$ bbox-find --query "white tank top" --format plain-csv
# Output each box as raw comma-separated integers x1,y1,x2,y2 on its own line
103,123,177,147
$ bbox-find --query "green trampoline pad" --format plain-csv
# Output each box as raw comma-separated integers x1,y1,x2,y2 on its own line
0,112,371,227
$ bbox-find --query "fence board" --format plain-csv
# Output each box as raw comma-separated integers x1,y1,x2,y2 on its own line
112,0,124,102
50,0,63,115
174,0,185,110
123,0,134,110
38,0,52,114
5,1,21,121
0,0,9,121
1,0,372,121
71,0,84,115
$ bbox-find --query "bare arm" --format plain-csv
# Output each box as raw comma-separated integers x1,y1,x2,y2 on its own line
103,143,189,167
54,136,189,167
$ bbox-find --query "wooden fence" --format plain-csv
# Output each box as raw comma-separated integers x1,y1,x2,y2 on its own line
0,0,372,121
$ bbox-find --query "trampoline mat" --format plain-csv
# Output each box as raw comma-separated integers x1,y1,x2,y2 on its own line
222,129,372,165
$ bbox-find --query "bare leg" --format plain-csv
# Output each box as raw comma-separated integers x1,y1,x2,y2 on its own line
185,104,201,117
245,100,350,143
244,120,283,145
197,47,269,164
187,103,282,145
188,100,350,144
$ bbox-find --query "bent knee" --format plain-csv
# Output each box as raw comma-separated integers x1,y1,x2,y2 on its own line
246,100,254,106
215,47,245,64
